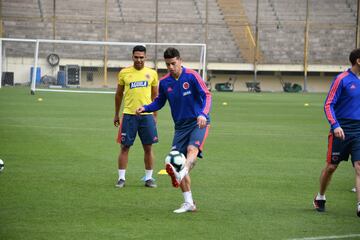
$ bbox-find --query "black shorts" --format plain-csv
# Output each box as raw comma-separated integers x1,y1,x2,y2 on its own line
327,131,360,165
117,114,158,146
171,119,210,158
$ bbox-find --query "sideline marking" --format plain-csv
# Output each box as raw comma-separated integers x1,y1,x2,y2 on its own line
289,234,360,240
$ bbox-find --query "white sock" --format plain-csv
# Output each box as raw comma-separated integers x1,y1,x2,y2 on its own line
183,191,194,205
316,193,326,200
118,169,126,180
358,202,360,209
145,169,153,181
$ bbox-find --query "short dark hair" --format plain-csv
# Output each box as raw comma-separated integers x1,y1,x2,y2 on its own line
164,47,180,59
349,48,360,65
133,45,146,54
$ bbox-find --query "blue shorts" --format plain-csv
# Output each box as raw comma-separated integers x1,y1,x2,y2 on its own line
171,119,210,158
327,131,360,166
117,114,158,146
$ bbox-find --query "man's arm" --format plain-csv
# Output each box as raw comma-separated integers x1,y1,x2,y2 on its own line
114,84,124,127
324,76,343,129
151,85,158,119
189,70,212,128
324,76,344,139
137,82,166,114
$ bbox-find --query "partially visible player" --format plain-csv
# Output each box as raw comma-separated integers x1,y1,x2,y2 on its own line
114,45,159,188
313,48,360,217
137,47,211,213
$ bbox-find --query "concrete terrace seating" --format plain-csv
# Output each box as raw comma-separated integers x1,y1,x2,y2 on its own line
1,0,357,65
240,0,357,64
2,0,41,19
2,0,241,63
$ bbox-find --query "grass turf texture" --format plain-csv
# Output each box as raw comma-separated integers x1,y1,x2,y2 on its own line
0,87,359,239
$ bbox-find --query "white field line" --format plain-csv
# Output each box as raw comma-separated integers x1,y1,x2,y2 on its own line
288,233,360,240
35,88,115,94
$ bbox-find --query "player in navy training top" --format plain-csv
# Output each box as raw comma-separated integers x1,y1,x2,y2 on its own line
137,47,211,213
313,48,360,217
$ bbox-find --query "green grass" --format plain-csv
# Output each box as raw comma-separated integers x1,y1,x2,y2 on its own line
0,87,359,240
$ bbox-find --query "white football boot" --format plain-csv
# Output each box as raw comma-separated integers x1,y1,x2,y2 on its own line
173,202,197,214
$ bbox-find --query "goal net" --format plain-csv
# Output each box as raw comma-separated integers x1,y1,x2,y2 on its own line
0,38,206,94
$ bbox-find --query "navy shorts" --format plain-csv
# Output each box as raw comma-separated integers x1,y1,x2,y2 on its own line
327,131,360,165
117,114,158,146
171,119,210,158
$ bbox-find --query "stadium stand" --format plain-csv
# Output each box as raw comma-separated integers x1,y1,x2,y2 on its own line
1,0,241,62
2,0,357,64
0,0,359,91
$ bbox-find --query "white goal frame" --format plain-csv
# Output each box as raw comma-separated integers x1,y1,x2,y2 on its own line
0,38,207,94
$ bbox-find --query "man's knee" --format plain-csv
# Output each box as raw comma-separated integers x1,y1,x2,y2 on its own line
143,144,153,154
354,161,360,174
187,145,198,155
121,145,130,152
325,163,338,173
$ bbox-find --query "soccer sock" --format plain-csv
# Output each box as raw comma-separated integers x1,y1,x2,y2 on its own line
145,169,153,181
118,169,126,180
316,193,326,200
183,191,194,205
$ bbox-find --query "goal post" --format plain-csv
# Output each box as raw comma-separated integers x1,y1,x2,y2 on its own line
0,38,207,94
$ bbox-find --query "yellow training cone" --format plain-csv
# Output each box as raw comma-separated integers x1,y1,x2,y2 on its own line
158,169,168,175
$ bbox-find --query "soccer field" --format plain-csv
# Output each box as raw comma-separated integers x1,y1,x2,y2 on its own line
0,87,359,240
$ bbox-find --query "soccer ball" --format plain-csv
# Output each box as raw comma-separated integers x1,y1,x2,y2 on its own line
165,150,186,172
0,159,4,172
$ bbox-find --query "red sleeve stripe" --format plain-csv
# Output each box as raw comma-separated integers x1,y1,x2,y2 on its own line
186,69,212,115
324,71,348,125
160,73,170,81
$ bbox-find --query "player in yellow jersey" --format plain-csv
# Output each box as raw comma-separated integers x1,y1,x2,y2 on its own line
114,45,159,188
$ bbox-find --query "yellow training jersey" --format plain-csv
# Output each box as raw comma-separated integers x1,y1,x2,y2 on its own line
118,66,158,115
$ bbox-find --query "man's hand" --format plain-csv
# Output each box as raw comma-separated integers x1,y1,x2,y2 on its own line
197,115,207,129
334,127,345,140
136,106,145,115
114,115,120,127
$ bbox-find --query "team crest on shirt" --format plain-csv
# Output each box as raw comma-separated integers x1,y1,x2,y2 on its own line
145,74,151,79
350,84,356,89
183,82,190,90
182,82,191,96
167,87,173,92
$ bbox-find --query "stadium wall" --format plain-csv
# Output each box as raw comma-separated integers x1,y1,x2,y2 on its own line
2,56,345,92
206,70,337,92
